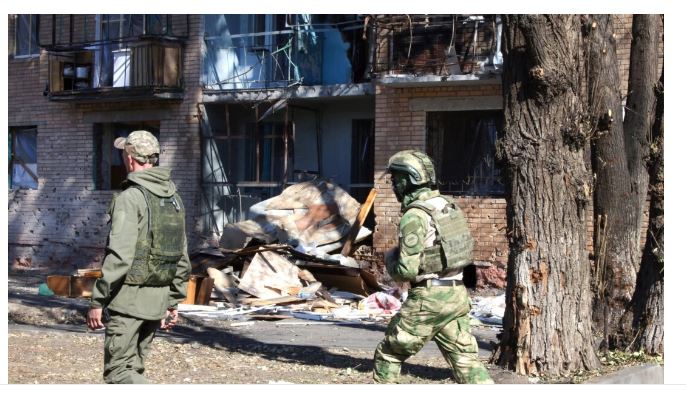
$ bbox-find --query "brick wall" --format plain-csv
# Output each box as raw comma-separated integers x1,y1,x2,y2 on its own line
7,15,205,271
372,82,511,264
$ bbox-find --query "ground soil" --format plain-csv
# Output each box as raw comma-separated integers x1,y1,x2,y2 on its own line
7,268,658,384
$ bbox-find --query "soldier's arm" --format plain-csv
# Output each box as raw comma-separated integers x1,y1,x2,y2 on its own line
90,190,142,309
388,209,428,282
167,231,191,309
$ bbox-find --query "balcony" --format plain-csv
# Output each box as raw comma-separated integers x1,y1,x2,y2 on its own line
40,15,189,102
203,20,368,91
374,15,503,78
46,38,184,102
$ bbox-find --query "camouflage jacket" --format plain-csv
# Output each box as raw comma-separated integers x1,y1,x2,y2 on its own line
386,187,448,283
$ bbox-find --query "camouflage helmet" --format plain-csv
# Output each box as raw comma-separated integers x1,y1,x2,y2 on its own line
387,150,436,186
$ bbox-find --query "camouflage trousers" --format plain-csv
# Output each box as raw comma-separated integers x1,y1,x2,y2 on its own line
103,311,158,384
373,284,494,384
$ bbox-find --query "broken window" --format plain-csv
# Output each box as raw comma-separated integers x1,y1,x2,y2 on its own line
350,119,375,228
200,104,293,233
350,119,375,199
14,15,39,57
203,15,290,89
93,122,160,190
9,126,38,190
426,111,504,196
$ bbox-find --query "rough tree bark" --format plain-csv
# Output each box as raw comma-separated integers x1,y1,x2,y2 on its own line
494,15,600,376
587,15,659,348
618,68,664,354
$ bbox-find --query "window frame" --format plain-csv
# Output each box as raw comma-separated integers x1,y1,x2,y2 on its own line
426,110,504,197
9,126,39,190
14,14,40,58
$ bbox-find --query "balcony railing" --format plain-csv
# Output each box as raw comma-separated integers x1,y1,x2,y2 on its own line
46,37,184,101
203,25,367,90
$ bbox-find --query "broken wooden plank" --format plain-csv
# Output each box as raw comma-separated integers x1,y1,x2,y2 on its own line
182,276,200,305
341,188,377,256
195,277,214,306
76,269,103,278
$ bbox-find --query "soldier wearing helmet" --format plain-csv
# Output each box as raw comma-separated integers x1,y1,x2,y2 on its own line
373,150,493,384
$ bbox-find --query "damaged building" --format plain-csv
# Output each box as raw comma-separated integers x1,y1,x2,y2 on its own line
8,14,652,289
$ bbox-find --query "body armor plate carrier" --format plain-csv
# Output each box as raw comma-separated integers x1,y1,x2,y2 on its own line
405,196,473,275
124,185,186,286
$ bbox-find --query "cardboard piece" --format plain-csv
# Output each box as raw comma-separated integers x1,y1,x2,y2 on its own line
238,251,302,299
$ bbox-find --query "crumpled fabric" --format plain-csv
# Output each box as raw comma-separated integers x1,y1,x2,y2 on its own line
364,292,402,314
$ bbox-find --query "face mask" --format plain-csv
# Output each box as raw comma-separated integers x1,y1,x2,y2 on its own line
391,173,408,202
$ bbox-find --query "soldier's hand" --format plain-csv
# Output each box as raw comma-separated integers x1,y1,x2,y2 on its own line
160,308,178,330
87,307,104,330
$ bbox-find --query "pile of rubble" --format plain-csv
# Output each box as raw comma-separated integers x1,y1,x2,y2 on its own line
180,179,401,323
40,179,507,327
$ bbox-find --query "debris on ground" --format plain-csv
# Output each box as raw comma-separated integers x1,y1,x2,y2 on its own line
470,293,505,326
37,181,414,327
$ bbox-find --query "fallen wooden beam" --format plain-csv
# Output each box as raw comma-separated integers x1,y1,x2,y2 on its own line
341,188,377,256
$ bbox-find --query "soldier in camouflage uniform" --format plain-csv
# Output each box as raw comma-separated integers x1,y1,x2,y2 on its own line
373,150,494,384
87,130,190,383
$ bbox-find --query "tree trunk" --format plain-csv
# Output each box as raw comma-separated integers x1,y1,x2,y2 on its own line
587,14,638,348
494,15,600,376
587,14,659,348
619,68,664,354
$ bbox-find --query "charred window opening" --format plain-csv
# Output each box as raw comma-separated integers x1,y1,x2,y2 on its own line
93,122,160,190
426,111,504,196
9,126,38,190
379,15,502,76
350,119,374,195
350,119,375,228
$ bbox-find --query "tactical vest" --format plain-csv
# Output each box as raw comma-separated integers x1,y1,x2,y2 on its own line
123,185,186,286
405,195,473,275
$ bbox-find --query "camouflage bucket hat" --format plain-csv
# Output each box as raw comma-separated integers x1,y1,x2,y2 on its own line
114,130,160,164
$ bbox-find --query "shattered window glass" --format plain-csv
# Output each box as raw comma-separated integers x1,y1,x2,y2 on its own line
426,111,504,196
9,127,38,189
